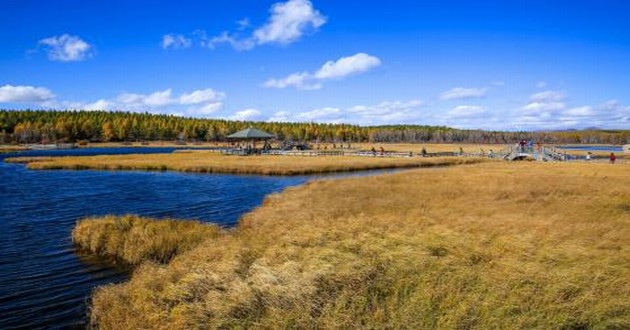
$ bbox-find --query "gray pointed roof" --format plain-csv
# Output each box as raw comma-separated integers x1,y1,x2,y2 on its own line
227,127,275,139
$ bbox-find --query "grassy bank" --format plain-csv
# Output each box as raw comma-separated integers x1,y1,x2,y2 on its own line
0,145,27,153
87,162,629,328
6,153,487,175
73,215,221,265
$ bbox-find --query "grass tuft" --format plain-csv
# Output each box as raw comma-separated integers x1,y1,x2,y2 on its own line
72,215,222,265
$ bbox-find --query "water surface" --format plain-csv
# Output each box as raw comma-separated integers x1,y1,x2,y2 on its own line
0,147,315,329
556,145,622,152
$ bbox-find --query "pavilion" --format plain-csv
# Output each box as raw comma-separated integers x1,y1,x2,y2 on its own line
227,127,275,153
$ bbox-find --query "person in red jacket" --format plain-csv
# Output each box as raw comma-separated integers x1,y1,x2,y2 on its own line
609,152,616,164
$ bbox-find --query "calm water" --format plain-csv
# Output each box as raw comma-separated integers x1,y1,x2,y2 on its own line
0,148,319,329
557,145,623,152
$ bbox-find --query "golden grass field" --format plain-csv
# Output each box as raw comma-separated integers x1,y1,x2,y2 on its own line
6,153,488,175
73,215,221,265
0,145,27,153
82,161,629,329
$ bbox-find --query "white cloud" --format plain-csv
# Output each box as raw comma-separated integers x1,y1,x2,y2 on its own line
536,81,547,88
81,99,112,111
313,53,381,80
522,101,566,113
237,18,251,30
439,87,487,100
230,108,263,121
39,34,92,62
296,107,342,122
162,34,192,49
179,88,225,104
262,72,320,90
0,85,56,103
262,99,425,125
192,102,223,115
267,111,293,122
253,0,326,45
264,53,381,90
117,89,175,107
447,105,485,118
562,106,593,117
348,100,425,124
520,90,567,116
530,90,565,102
208,31,255,51
178,0,325,51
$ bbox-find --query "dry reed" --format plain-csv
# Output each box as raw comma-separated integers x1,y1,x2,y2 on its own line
72,215,221,265
86,162,630,328
7,153,487,175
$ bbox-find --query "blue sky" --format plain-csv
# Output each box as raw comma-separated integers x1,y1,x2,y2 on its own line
1,0,629,130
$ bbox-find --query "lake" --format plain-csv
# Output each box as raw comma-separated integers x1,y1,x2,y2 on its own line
556,145,623,152
0,147,358,329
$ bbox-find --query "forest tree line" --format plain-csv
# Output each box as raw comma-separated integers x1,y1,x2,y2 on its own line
1,110,629,145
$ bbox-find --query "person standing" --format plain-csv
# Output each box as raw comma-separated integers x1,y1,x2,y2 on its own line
609,152,616,164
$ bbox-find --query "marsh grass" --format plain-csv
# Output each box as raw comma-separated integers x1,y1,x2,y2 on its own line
0,145,27,154
86,162,630,328
72,215,221,265
7,153,487,175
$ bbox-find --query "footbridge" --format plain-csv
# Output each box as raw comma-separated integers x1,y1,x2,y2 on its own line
495,146,570,162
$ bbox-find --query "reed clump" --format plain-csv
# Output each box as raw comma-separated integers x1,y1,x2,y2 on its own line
72,215,221,265
7,153,487,175
88,162,629,328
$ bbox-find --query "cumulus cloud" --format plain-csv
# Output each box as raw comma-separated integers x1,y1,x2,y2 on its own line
3,86,227,117
171,0,325,51
0,85,56,103
109,88,226,116
39,34,92,61
522,102,566,113
229,108,263,121
439,87,487,100
562,106,593,117
191,102,223,115
348,100,425,124
296,107,342,122
207,32,255,51
520,90,567,115
253,0,326,45
117,89,175,107
179,88,226,104
81,99,112,111
263,72,321,90
162,34,192,49
313,53,381,80
511,92,630,130
264,53,381,90
530,90,566,102
264,99,424,125
267,111,293,122
447,105,485,118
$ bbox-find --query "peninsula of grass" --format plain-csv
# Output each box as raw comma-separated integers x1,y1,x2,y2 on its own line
0,145,27,154
6,152,488,175
85,161,629,329
73,215,221,265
